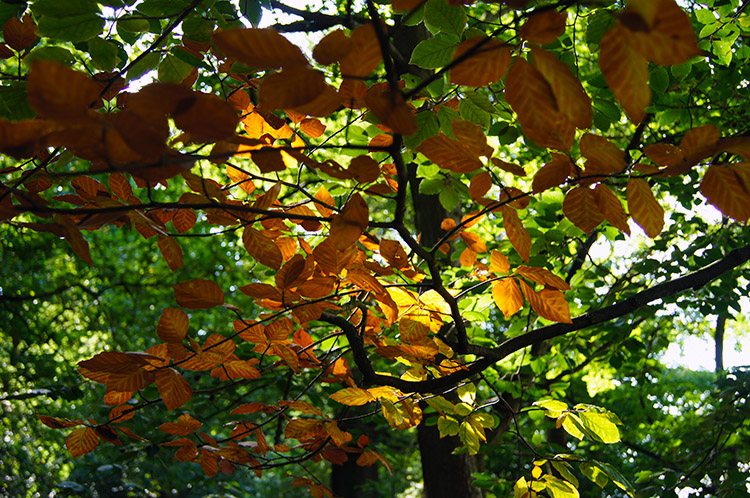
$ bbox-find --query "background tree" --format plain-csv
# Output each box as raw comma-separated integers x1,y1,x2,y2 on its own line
1,0,749,497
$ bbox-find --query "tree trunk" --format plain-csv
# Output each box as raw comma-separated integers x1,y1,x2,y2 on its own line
715,314,726,373
417,422,484,498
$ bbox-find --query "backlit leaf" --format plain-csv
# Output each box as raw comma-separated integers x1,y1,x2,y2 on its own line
594,184,630,234
627,178,664,237
155,368,193,411
330,387,376,406
312,29,352,65
329,193,369,249
520,10,567,44
700,163,750,222
519,280,572,323
27,60,99,119
469,171,492,200
599,23,650,124
450,37,511,87
417,134,483,173
173,279,225,309
158,235,184,271
66,426,99,457
532,153,572,192
158,413,202,435
624,0,701,66
530,48,591,130
492,278,523,319
157,308,189,343
243,227,283,269
501,206,530,262
259,66,328,111
563,186,603,234
213,28,307,69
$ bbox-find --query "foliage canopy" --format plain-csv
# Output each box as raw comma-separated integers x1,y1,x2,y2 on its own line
1,0,749,497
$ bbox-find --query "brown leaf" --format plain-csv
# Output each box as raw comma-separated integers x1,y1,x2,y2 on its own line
450,37,512,87
594,184,631,234
532,153,572,192
599,23,650,124
531,48,591,130
519,10,567,44
340,23,382,78
157,308,189,343
66,426,99,458
365,86,417,136
492,158,525,177
213,28,307,69
627,178,664,237
27,60,100,120
155,368,193,411
700,163,750,222
159,413,202,436
313,29,352,65
348,155,381,184
469,171,493,200
329,193,369,249
158,235,184,271
563,186,603,233
4,14,37,51
173,279,225,309
259,66,328,111
416,134,483,173
580,133,625,176
300,118,326,138
242,227,283,269
501,206,530,262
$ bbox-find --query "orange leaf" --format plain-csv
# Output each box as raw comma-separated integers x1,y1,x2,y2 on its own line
66,426,99,457
599,23,650,124
365,87,417,136
563,186,603,233
37,415,84,429
325,421,353,446
155,368,193,411
519,10,567,44
515,266,570,291
213,28,307,69
339,23,382,78
314,186,335,217
3,14,37,51
519,280,571,323
199,449,218,477
259,66,328,111
56,214,92,265
313,29,352,65
460,247,477,267
489,250,510,274
450,37,512,87
594,184,631,234
680,124,720,163
453,120,492,157
469,171,492,200
157,308,189,343
173,279,225,309
285,419,325,440
416,134,483,173
530,48,591,130
158,235,184,271
623,0,701,66
505,57,573,151
172,209,197,234
644,143,683,166
330,387,376,406
78,351,150,374
158,413,202,435
329,193,369,249
492,278,524,319
627,178,664,237
300,118,326,138
532,153,572,192
580,133,625,176
501,206,530,262
700,163,750,222
243,227,283,269
171,92,239,143
108,173,133,201
348,155,381,184
106,368,152,393
312,237,358,275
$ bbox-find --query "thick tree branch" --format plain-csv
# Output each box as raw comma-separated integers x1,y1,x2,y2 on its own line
322,244,750,393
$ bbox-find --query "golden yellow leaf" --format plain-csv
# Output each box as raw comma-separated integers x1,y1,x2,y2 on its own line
532,153,572,192
489,250,510,274
492,278,524,319
501,206,530,262
330,387,376,406
519,280,572,323
594,184,631,234
417,134,483,173
580,133,626,176
530,48,591,130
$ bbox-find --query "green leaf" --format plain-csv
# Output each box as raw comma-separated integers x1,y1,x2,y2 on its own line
137,0,192,16
171,47,209,70
89,37,120,71
424,0,466,37
437,415,459,437
551,461,579,488
425,395,456,414
0,3,26,28
31,0,100,18
596,460,636,497
410,34,458,69
586,10,615,46
439,186,460,211
23,46,76,66
126,52,161,81
117,17,150,33
238,0,263,27
650,66,669,93
542,475,580,498
158,54,194,82
453,401,473,417
404,111,440,149
469,412,494,429
457,382,476,403
419,177,446,195
0,83,35,121
459,99,490,128
437,106,460,138
37,14,105,42
561,413,586,440
580,461,608,488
